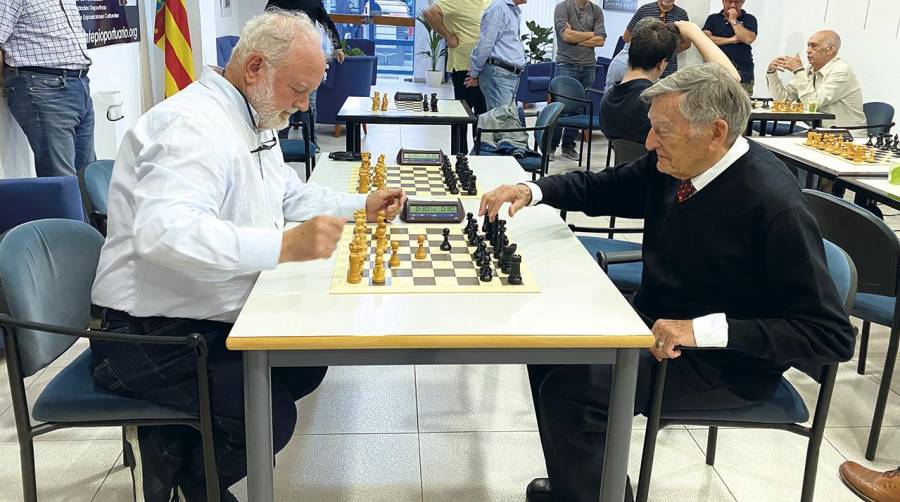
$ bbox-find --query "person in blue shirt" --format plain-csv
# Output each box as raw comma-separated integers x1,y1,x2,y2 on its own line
466,0,528,111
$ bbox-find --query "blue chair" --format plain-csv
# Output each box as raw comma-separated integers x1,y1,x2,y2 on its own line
863,101,894,135
592,57,611,105
343,38,378,85
0,177,84,235
281,112,317,179
78,159,114,235
315,55,377,133
216,36,239,67
803,189,899,461
636,239,857,502
549,76,603,171
517,61,556,107
0,219,220,502
612,36,626,58
475,102,565,180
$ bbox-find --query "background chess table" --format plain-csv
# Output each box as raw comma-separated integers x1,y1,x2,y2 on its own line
799,141,900,166
331,223,538,294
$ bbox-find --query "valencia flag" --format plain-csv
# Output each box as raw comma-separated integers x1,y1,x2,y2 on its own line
154,0,195,97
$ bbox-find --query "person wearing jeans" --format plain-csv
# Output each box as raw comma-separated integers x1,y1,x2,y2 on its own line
466,0,528,111
553,0,606,160
0,0,96,177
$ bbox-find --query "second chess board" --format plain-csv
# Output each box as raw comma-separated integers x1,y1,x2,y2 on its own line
347,164,482,198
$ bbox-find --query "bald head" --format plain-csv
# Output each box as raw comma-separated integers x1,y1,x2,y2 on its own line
225,9,327,130
806,30,841,70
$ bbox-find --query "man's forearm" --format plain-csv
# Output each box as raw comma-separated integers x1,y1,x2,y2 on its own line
705,32,736,46
562,29,594,44
424,7,453,41
691,31,739,80
732,23,756,44
577,36,606,48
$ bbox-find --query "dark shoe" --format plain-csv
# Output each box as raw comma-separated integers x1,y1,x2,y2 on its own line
124,425,180,502
526,478,553,502
562,145,579,161
839,461,900,502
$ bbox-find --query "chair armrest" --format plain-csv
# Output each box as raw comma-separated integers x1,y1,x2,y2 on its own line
585,87,604,97
548,90,590,104
595,249,642,273
829,122,894,131
0,313,204,348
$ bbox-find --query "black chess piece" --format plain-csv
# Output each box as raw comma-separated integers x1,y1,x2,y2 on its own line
867,135,874,147
440,228,452,251
465,212,475,233
431,97,439,113
876,133,885,148
467,175,478,196
501,243,517,274
481,215,490,233
507,255,523,285
423,97,429,112
479,262,493,282
494,228,507,259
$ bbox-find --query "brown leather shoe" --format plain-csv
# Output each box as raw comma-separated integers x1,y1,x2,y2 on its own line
840,461,900,502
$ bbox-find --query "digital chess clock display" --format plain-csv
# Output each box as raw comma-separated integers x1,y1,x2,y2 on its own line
401,199,464,223
397,148,444,166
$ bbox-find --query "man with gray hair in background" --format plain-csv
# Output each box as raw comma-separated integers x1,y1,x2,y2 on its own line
480,62,854,502
89,9,405,501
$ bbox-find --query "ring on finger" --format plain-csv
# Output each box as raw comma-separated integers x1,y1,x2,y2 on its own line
655,340,664,349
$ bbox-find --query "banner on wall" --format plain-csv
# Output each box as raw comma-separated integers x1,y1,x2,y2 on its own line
77,0,142,49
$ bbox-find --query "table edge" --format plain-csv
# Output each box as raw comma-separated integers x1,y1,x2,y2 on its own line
226,334,655,351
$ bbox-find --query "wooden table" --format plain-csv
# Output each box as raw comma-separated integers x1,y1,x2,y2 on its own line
754,137,894,189
228,154,653,502
746,110,835,136
336,97,476,155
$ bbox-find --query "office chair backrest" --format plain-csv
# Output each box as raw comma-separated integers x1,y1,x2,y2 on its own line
823,239,857,313
612,36,626,58
216,36,239,67
803,189,899,297
82,160,114,215
0,177,85,235
549,76,586,114
0,219,103,377
611,138,648,165
535,103,565,155
863,102,894,135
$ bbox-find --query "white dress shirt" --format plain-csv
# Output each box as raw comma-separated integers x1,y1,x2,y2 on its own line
92,67,365,323
523,137,751,347
766,57,867,134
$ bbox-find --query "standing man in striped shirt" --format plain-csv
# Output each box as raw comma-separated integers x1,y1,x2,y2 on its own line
1,0,96,177
623,0,691,79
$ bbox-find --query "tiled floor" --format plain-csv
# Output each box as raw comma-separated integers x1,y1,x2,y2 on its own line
1,80,898,501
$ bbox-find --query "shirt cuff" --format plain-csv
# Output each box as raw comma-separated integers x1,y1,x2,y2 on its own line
521,182,542,206
341,193,368,220
693,313,729,348
236,227,282,271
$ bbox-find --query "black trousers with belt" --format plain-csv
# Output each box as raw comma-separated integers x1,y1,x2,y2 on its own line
528,352,757,502
450,70,488,153
90,310,327,500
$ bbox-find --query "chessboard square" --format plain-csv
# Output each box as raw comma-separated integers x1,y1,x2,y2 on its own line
412,260,431,269
457,277,481,286
434,276,459,287
431,261,453,270
391,268,413,278
452,261,475,269
425,227,445,235
397,253,412,261
413,277,437,286
411,268,435,278
433,268,456,277
431,254,452,262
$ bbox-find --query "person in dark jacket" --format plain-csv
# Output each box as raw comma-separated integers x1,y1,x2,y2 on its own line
480,62,855,502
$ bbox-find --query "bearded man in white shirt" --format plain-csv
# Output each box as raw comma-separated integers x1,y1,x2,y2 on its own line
89,10,405,502
766,30,866,135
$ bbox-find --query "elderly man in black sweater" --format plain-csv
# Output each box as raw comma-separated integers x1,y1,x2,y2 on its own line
480,62,855,502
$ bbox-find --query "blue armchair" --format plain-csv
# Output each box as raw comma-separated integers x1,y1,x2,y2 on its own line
216,36,239,67
343,38,378,85
0,177,84,235
516,61,556,107
315,56,377,136
78,159,114,235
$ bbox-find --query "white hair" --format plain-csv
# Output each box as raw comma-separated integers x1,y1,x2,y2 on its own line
641,63,751,145
229,8,321,69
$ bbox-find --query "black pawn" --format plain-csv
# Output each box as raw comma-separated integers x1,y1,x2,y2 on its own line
479,262,493,282
464,213,475,233
481,215,490,233
423,97,429,112
500,243,517,273
507,255,523,285
867,135,874,147
467,175,477,196
431,98,439,113
440,228,452,251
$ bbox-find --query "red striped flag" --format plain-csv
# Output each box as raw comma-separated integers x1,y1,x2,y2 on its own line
154,0,195,97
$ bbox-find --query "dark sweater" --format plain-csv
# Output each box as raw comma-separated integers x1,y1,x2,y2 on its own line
598,78,653,145
266,0,342,50
534,141,855,400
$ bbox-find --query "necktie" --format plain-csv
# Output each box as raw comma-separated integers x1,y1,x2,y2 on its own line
676,179,696,203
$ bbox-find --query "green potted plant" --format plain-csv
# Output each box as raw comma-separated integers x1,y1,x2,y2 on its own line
521,20,553,64
416,10,448,87
340,40,366,57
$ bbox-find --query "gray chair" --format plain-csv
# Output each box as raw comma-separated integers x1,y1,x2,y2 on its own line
636,239,857,502
803,189,899,460
0,219,220,502
78,159,114,235
475,102,565,180
549,76,603,171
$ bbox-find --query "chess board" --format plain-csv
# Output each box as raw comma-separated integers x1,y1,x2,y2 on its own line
799,142,900,166
330,224,539,294
347,164,481,198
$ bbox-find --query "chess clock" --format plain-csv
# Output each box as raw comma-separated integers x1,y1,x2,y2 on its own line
394,92,425,102
400,199,465,223
396,148,444,166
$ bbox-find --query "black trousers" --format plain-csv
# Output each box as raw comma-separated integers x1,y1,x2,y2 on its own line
450,70,487,153
528,352,757,502
90,311,327,500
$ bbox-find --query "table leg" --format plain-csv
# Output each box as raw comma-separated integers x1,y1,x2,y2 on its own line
811,120,822,129
244,351,274,501
451,125,462,154
599,348,639,502
759,119,769,137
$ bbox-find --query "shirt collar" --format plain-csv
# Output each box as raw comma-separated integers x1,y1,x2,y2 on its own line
690,136,749,192
808,56,840,78
197,66,262,132
504,0,521,13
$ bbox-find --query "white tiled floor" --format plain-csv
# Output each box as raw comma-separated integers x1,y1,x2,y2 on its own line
1,80,898,501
